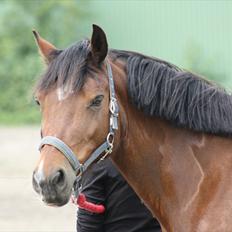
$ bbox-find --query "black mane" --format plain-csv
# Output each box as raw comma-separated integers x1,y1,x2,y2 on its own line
112,50,232,137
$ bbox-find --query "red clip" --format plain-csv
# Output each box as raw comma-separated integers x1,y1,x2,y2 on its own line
72,193,105,214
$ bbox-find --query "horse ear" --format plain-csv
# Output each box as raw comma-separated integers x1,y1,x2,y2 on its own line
90,24,108,65
32,30,57,64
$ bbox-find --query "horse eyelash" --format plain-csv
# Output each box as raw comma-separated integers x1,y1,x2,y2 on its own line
89,95,104,108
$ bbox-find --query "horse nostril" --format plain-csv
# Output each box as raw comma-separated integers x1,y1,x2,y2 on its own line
51,169,65,187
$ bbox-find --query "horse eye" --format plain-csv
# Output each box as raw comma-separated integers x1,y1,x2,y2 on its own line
90,95,104,108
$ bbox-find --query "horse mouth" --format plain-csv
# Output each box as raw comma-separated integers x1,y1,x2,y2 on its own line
42,195,70,207
39,186,72,207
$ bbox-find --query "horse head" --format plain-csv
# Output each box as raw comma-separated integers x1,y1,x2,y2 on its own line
32,25,121,206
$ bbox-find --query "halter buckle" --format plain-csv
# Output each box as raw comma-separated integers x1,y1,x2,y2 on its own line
99,145,113,162
109,97,119,116
110,115,118,130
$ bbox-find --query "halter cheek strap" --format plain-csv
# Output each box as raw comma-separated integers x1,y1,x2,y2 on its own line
38,61,119,176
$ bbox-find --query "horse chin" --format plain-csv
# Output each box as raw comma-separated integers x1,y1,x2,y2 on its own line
43,196,70,207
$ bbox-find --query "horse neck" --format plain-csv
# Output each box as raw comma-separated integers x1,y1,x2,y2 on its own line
109,59,173,226
109,58,226,230
112,106,174,228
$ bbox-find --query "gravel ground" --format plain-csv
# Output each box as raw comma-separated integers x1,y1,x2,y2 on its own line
0,126,76,232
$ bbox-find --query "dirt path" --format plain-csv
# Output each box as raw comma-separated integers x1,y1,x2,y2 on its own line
0,127,76,232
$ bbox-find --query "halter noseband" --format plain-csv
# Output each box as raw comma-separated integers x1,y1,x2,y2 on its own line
38,61,119,178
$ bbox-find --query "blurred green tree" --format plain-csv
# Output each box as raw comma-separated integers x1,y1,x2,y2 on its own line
0,0,90,124
184,43,230,91
0,1,229,124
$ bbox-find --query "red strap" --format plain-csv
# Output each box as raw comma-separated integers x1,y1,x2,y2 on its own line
72,193,105,214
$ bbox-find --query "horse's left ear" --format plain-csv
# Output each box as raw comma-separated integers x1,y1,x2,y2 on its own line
32,30,57,64
90,24,108,65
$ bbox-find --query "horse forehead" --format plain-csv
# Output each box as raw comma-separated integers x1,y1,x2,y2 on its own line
82,76,108,93
56,86,74,101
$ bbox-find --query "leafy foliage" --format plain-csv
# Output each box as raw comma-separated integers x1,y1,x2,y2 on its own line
0,0,90,124
0,1,229,125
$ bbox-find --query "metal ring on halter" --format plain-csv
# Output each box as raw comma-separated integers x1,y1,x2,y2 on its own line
107,132,114,147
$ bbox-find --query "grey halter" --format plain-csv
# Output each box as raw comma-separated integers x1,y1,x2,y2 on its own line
39,61,119,177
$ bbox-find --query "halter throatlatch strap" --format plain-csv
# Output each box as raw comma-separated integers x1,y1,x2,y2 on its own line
107,61,119,131
38,61,119,176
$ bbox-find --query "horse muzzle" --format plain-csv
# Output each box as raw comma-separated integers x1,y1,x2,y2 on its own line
32,168,72,206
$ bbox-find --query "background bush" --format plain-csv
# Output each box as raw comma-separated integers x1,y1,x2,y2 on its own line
0,0,90,124
0,1,231,124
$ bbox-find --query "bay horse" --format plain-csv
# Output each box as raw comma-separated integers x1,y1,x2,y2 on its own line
32,25,232,232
